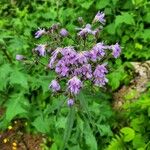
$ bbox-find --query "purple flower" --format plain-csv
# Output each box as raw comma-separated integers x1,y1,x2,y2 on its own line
35,44,46,56
92,28,100,38
89,43,105,61
93,64,108,87
48,48,62,68
94,77,108,87
93,11,106,24
76,51,88,64
67,99,74,107
60,28,68,37
78,24,93,37
112,43,121,58
81,64,92,79
35,28,46,38
49,80,60,92
61,46,77,57
55,60,69,76
74,68,82,76
67,76,82,95
16,54,24,61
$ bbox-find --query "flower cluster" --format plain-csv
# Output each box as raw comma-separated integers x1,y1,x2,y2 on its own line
17,11,121,107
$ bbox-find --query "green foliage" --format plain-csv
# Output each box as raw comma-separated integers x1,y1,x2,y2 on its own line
108,90,150,149
0,0,150,150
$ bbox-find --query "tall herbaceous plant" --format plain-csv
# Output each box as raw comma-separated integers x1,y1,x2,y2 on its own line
17,11,121,149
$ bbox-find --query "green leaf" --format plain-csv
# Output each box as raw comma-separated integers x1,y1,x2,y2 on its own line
50,143,58,150
120,127,135,142
97,124,113,136
55,117,67,129
107,135,125,150
132,134,145,149
96,0,110,9
60,108,75,150
84,121,97,150
0,64,12,90
115,12,135,28
5,94,29,122
77,0,94,9
107,68,125,90
32,115,51,134
105,23,116,35
9,69,28,89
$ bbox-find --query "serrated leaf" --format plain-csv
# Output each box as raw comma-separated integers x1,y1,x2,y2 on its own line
9,69,28,89
77,0,94,9
0,64,12,90
5,94,29,121
120,127,135,142
115,12,135,28
84,121,97,150
96,0,110,9
32,115,51,134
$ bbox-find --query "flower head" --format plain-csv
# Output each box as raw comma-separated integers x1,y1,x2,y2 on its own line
78,24,93,38
48,48,62,68
67,76,82,94
35,28,46,38
89,43,105,61
55,60,69,76
93,64,108,87
60,28,68,37
67,99,74,107
93,11,106,24
35,44,46,56
81,64,92,79
49,80,60,92
112,43,121,58
76,51,88,64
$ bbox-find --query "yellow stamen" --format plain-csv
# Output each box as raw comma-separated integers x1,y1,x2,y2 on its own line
3,138,8,143
12,142,17,147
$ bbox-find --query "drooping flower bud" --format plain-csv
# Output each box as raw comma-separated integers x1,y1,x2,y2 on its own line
35,44,46,56
93,11,106,25
67,76,82,95
16,54,24,61
60,28,68,37
35,28,46,38
49,80,60,92
111,43,121,58
67,99,74,107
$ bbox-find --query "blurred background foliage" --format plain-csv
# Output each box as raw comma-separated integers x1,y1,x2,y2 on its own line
0,0,150,149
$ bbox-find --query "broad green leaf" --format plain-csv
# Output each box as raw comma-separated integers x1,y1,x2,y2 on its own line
115,12,135,27
55,117,67,129
50,143,58,150
0,64,12,90
96,0,110,9
105,23,116,35
107,68,126,90
32,115,51,134
141,29,150,41
132,134,145,149
97,124,113,136
9,69,28,89
76,0,94,9
5,94,29,121
120,127,135,142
